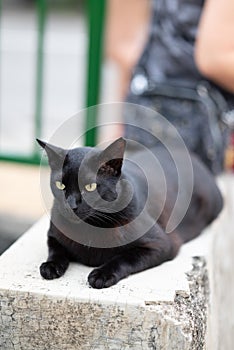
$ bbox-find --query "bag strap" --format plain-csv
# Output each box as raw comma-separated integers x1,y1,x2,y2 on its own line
143,81,201,101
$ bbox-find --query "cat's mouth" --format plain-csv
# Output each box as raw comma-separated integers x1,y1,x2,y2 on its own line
71,208,94,223
60,206,88,224
63,204,126,228
70,209,115,227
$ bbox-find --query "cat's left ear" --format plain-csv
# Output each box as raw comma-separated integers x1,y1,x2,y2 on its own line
99,137,126,177
36,139,66,169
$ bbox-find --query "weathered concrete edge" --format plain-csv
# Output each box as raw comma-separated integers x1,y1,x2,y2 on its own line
145,256,209,350
0,256,208,350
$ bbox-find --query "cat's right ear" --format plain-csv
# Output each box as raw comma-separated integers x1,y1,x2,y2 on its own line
36,139,66,169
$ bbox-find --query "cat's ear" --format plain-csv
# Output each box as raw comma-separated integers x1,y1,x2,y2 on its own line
99,137,126,177
36,139,66,169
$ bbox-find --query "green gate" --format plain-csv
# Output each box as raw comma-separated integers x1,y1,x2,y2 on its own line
0,0,106,165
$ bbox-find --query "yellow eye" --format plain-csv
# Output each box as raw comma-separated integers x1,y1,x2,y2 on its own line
55,181,65,190
85,183,97,192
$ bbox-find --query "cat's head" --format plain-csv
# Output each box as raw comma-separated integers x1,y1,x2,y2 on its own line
37,138,127,225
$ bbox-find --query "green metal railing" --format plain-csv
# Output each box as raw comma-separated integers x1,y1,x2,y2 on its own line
85,0,106,147
0,0,106,164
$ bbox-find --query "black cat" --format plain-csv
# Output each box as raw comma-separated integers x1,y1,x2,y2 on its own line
37,137,223,289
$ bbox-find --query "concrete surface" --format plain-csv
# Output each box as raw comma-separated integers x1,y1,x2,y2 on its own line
207,175,234,350
3,172,234,350
0,216,210,350
0,168,233,349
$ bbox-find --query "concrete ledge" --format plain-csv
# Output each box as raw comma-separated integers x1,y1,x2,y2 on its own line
0,175,233,349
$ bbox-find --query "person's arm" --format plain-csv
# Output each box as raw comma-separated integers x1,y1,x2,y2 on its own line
195,0,234,93
105,0,151,98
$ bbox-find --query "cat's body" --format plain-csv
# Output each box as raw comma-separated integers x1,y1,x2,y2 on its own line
37,138,223,288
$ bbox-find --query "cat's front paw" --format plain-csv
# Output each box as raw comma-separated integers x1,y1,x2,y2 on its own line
88,268,119,289
40,260,69,280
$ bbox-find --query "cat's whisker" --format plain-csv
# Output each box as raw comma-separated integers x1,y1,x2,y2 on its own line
92,211,129,227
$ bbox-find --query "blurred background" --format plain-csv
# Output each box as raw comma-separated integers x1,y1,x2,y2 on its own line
0,0,151,253
1,0,234,255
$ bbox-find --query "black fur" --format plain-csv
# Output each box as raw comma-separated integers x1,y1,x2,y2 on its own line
37,138,223,288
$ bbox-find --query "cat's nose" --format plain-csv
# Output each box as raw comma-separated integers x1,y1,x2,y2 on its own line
67,195,79,211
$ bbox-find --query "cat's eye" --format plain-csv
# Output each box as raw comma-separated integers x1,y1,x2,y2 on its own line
85,183,97,192
55,181,65,190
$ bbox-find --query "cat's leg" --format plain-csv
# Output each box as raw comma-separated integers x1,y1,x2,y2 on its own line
40,233,70,280
88,228,182,289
